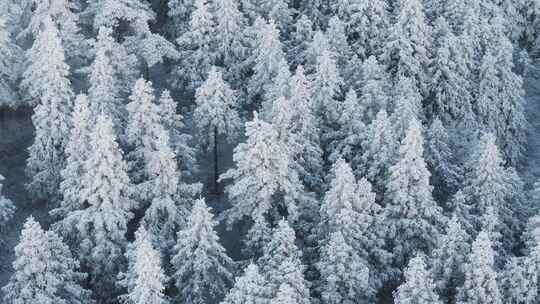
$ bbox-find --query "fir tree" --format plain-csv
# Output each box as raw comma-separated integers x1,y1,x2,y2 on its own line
87,26,125,126
53,94,92,240
394,255,442,304
425,118,463,200
287,15,314,68
0,17,20,107
319,231,371,304
384,118,444,266
392,76,423,140
119,227,169,304
85,0,155,33
3,217,93,304
220,113,302,230
360,110,397,193
172,198,234,304
258,219,310,302
24,16,73,202
457,231,502,304
430,215,470,302
158,90,197,178
125,78,163,185
460,133,521,246
383,0,431,96
167,0,194,38
248,19,287,105
175,0,216,93
194,68,241,193
358,56,390,123
76,114,136,301
221,263,271,304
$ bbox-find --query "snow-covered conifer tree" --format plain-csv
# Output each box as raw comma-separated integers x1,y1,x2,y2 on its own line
287,66,324,191
384,118,444,266
3,217,93,304
304,30,329,73
343,0,390,60
430,17,473,123
248,19,287,105
319,231,371,304
326,16,352,75
0,17,20,107
360,110,397,192
119,227,169,304
460,133,520,245
125,78,163,184
167,0,194,38
457,231,502,304
76,114,136,301
212,0,247,84
430,215,470,301
287,15,313,68
24,16,73,202
358,56,390,123
394,255,442,304
221,263,270,304
20,0,87,66
158,90,197,178
54,94,92,229
194,68,241,192
258,219,310,302
329,89,364,164
172,198,234,304
392,76,423,140
84,0,155,33
87,26,125,126
175,0,216,92
383,0,431,96
426,118,462,199
220,113,302,230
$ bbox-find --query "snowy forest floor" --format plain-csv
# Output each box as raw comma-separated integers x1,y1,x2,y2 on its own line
3,62,540,299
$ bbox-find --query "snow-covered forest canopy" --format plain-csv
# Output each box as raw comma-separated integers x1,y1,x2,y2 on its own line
2,0,540,303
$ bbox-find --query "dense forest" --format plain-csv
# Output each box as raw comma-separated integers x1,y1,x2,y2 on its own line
1,0,540,303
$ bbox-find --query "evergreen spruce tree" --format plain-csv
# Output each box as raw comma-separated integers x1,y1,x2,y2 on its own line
172,198,234,304
0,17,20,107
87,26,125,126
426,118,463,200
319,230,371,304
76,114,136,301
175,0,216,93
358,56,390,123
53,94,92,239
360,110,397,193
383,0,431,96
3,217,93,304
430,215,470,302
430,17,473,123
248,19,287,105
125,78,163,185
287,15,314,68
85,0,155,34
457,231,502,304
194,68,241,193
343,0,390,60
24,16,73,202
158,90,197,178
119,227,169,304
221,263,271,304
392,76,423,140
384,118,444,266
258,219,310,303
167,0,194,38
394,255,442,304
460,133,521,246
220,113,302,232
288,66,324,191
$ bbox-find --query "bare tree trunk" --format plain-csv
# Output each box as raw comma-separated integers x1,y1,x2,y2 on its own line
213,127,219,194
